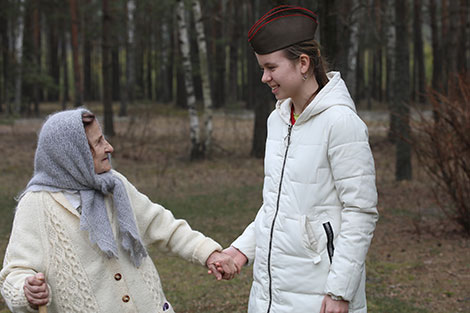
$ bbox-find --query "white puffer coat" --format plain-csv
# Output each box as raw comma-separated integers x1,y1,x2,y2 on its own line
232,72,378,313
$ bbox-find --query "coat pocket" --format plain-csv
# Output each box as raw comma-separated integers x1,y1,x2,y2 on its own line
300,215,322,264
322,221,335,263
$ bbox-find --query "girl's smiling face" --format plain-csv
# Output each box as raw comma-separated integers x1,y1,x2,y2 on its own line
256,50,304,101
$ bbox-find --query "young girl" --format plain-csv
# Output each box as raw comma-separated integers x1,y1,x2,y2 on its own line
222,5,378,313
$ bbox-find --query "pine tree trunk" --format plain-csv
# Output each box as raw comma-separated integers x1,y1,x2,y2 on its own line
0,0,8,113
413,0,426,104
111,46,120,101
457,0,468,75
385,0,397,142
447,0,460,97
192,0,213,155
213,0,226,108
32,0,40,116
429,0,441,92
102,0,114,137
394,0,412,181
69,0,83,107
319,0,338,68
345,0,360,101
47,14,60,102
60,17,69,110
177,0,203,160
13,0,25,114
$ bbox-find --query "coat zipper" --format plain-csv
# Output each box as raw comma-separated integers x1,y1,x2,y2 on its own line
322,222,335,263
266,124,292,313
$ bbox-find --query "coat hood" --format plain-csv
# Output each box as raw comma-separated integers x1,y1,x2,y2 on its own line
275,71,356,125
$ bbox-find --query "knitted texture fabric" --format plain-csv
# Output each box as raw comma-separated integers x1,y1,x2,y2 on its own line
22,108,147,267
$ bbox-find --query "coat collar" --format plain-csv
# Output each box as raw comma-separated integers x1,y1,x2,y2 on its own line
49,192,81,218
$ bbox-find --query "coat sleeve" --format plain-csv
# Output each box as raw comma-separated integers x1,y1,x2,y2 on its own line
113,171,222,266
0,192,50,313
324,112,379,301
230,221,256,265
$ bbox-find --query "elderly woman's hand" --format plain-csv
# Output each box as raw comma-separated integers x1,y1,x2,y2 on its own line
24,273,49,309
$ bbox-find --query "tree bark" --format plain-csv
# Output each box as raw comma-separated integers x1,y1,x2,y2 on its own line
319,0,338,69
394,0,412,181
429,0,441,92
47,9,60,102
413,0,426,104
111,46,120,101
13,0,25,114
213,0,226,108
102,0,114,137
447,0,460,97
69,0,83,107
177,0,203,160
385,0,396,142
32,0,40,116
345,0,360,101
122,0,136,116
83,0,92,102
192,0,213,155
0,0,8,113
60,16,69,110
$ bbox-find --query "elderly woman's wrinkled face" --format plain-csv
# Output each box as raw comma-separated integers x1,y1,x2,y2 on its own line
85,120,114,174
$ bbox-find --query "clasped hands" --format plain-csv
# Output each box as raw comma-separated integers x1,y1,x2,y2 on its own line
206,247,248,281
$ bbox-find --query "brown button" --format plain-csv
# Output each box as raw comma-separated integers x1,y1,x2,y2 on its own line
122,295,130,303
114,273,122,281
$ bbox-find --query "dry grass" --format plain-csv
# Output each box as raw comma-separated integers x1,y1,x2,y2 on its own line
0,104,469,312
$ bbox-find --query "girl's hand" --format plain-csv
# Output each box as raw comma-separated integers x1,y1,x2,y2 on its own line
319,294,349,313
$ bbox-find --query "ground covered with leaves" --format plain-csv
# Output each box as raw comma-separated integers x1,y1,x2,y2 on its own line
0,104,468,313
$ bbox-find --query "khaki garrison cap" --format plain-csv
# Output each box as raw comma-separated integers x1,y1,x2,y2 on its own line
248,5,318,55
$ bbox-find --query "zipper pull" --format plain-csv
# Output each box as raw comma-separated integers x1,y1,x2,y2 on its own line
287,124,292,146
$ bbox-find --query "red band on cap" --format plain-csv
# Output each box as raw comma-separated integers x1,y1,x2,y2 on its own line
248,5,292,36
248,13,318,42
248,6,318,41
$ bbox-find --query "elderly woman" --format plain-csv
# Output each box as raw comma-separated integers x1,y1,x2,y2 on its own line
0,108,237,313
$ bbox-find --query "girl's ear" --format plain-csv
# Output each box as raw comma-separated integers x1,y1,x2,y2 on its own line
299,53,311,75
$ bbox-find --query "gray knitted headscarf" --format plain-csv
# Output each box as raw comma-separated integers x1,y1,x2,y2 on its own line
22,108,147,267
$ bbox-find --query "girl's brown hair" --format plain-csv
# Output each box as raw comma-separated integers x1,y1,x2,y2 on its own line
283,39,329,91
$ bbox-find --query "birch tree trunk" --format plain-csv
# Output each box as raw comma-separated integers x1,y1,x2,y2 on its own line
177,0,203,160
122,0,135,117
13,0,25,114
69,0,83,107
192,0,213,155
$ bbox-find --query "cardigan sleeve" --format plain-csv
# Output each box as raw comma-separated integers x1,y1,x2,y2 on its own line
112,171,222,266
324,112,379,301
0,192,50,313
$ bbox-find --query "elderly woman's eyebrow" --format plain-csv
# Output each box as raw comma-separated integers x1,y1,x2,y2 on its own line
94,135,103,145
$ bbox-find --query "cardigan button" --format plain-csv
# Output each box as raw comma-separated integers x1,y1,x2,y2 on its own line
122,295,130,303
114,273,122,281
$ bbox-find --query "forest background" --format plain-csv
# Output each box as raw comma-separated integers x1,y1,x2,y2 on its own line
0,0,469,312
